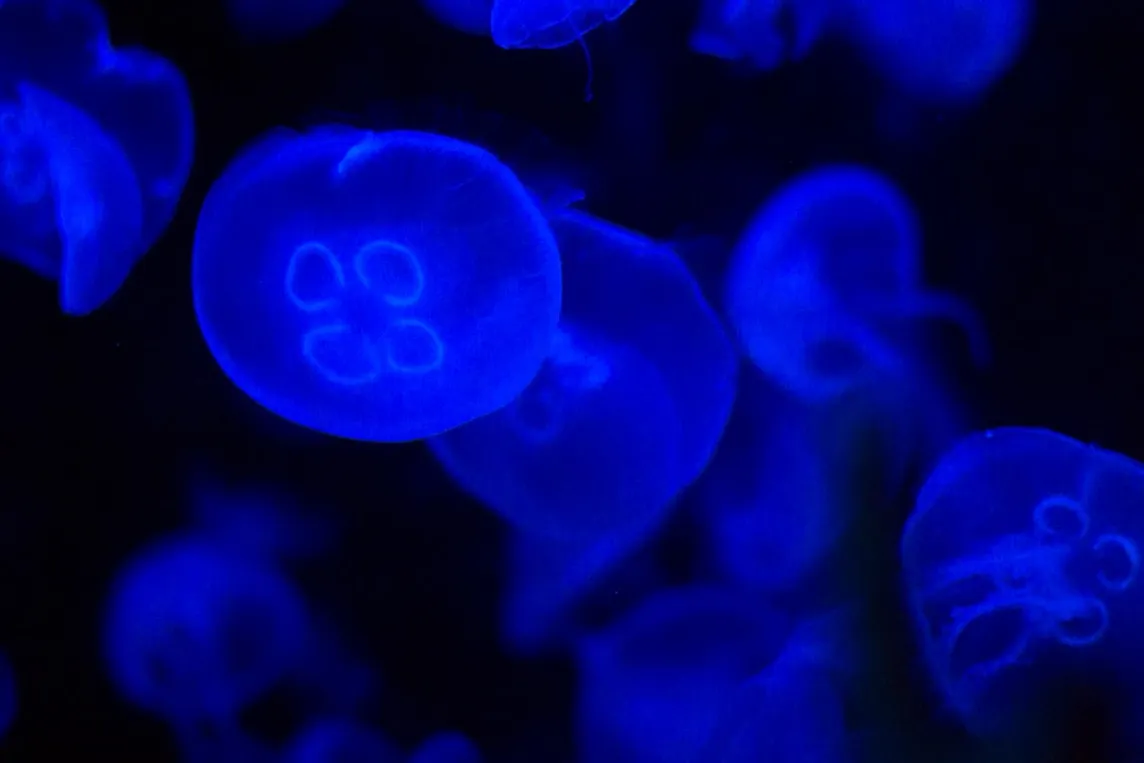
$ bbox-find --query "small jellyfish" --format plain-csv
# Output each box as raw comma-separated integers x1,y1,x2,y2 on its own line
690,0,836,71
284,718,403,763
576,587,791,763
491,0,638,49
226,0,349,42
0,651,14,741
408,731,483,763
838,0,1031,103
725,164,985,403
102,534,310,721
0,0,194,314
902,427,1144,733
193,127,562,443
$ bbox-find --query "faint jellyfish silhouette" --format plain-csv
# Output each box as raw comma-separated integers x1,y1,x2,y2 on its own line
491,0,639,49
226,0,349,42
422,0,494,36
0,651,14,741
0,0,193,314
409,731,483,763
838,0,1032,104
725,164,985,403
690,0,835,71
102,534,310,722
576,587,791,763
902,427,1144,734
193,127,562,442
284,718,403,763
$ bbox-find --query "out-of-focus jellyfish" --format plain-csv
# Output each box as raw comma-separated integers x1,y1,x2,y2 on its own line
284,718,403,763
193,127,562,443
902,427,1144,734
226,0,349,42
690,0,835,71
430,208,735,540
491,0,639,49
0,0,193,314
422,0,494,36
725,164,985,403
409,731,483,763
0,651,13,741
838,0,1031,104
576,587,791,763
102,534,310,721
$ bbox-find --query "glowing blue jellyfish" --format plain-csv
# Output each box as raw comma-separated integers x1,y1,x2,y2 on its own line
576,587,791,763
193,127,562,443
491,0,638,48
0,0,193,314
102,534,310,721
725,165,985,403
226,0,349,41
0,651,14,741
839,0,1031,103
430,208,735,540
690,0,835,71
285,719,403,763
903,427,1144,733
409,731,483,763
422,0,493,36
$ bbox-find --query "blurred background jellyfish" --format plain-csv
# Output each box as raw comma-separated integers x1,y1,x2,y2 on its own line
225,0,349,42
102,533,311,723
284,718,403,763
192,127,562,443
490,0,639,49
421,0,494,36
902,428,1144,737
838,0,1032,104
408,731,483,763
0,650,14,742
724,164,985,404
0,0,193,314
575,586,791,763
690,0,836,72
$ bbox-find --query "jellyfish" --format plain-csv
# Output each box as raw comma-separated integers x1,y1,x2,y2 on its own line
408,731,483,763
490,0,639,49
284,718,403,763
226,0,349,42
838,0,1031,104
724,164,985,403
421,0,494,36
0,651,13,741
102,533,311,722
690,0,836,71
0,0,193,314
902,427,1144,734
576,587,791,763
193,127,562,443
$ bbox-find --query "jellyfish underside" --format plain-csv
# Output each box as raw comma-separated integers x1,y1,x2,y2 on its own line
492,0,633,48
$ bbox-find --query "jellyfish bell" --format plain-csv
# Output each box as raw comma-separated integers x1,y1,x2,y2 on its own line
490,0,638,50
284,718,403,763
690,0,836,72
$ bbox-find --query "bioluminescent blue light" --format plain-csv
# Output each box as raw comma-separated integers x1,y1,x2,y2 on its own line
422,0,493,36
409,731,483,763
902,427,1144,733
840,0,1031,103
0,651,14,741
193,127,562,443
690,0,835,71
491,0,638,48
725,164,985,403
102,534,310,721
226,0,348,41
0,0,193,314
285,719,403,763
576,587,791,763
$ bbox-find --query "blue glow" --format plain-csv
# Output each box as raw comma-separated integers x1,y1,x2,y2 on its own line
491,0,638,48
690,0,835,71
409,731,483,763
725,165,985,402
226,0,349,41
576,587,791,763
102,534,310,721
193,127,562,443
0,0,193,314
0,651,13,742
841,0,1031,103
285,719,403,763
422,0,493,36
902,427,1144,732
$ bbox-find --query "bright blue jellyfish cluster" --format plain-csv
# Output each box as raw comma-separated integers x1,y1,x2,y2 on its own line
839,0,1031,103
690,0,835,71
490,0,639,49
193,127,562,443
576,587,791,763
725,164,984,403
0,0,193,315
226,0,348,41
408,731,483,763
102,534,310,721
430,208,735,541
284,718,403,763
902,427,1144,733
0,650,13,742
